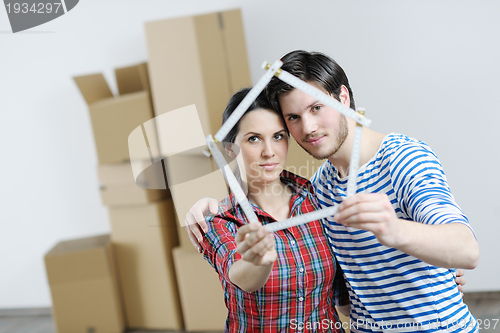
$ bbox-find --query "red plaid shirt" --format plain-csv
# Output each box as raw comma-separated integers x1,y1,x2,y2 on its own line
202,170,349,332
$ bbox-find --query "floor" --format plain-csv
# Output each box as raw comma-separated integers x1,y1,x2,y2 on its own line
1,292,499,332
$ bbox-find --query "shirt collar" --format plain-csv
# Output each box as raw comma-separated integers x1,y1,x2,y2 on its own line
222,170,313,223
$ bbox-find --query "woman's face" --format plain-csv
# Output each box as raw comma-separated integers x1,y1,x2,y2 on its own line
228,108,289,188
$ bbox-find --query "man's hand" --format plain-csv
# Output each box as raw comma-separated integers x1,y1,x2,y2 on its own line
185,197,219,252
236,222,277,266
335,193,404,248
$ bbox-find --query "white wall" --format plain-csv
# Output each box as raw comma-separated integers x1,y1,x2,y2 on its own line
1,0,499,308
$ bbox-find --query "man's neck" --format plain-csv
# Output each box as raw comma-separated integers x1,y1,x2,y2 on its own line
328,128,386,178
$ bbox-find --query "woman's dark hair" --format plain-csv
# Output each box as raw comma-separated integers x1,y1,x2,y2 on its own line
266,50,356,112
222,87,288,145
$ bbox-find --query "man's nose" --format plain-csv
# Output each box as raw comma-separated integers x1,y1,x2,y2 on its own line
302,114,318,135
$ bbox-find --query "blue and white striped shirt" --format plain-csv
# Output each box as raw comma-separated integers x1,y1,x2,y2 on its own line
311,133,478,332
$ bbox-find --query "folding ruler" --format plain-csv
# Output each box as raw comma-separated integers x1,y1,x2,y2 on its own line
205,60,371,232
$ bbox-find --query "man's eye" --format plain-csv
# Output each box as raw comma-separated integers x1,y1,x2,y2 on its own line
313,105,322,112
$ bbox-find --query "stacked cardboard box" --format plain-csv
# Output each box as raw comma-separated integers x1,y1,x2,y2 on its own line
47,7,270,332
72,63,183,330
45,235,125,333
144,9,252,331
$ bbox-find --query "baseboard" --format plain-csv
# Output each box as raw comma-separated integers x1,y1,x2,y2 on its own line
464,291,500,302
0,307,51,317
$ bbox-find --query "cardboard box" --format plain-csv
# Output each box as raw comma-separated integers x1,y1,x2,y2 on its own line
100,185,169,207
167,148,229,248
98,162,170,207
44,234,125,333
172,247,227,331
175,213,196,250
145,9,252,152
74,63,159,164
108,198,183,329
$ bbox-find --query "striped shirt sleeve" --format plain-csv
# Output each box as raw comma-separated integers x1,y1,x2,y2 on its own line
389,141,475,236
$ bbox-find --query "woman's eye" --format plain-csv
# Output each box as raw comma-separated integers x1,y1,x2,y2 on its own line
288,115,298,121
274,134,284,140
248,136,259,142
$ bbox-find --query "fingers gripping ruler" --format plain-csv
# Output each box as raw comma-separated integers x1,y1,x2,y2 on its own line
206,135,259,223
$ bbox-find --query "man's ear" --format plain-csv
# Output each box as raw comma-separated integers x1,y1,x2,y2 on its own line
339,85,351,107
225,143,237,158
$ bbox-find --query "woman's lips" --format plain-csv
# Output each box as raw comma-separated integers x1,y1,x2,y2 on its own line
260,163,278,170
306,135,325,146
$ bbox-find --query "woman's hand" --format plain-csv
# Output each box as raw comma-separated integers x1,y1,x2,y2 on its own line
455,269,466,297
185,197,219,252
236,222,277,266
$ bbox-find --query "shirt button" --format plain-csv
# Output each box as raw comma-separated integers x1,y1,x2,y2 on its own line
290,240,296,246
299,296,304,302
299,267,304,273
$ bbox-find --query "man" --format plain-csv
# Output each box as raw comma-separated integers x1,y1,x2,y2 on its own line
187,50,478,332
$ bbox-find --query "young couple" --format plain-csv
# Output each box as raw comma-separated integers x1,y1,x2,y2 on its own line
186,50,479,332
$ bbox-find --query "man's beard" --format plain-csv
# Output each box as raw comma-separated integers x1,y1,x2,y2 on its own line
299,115,349,160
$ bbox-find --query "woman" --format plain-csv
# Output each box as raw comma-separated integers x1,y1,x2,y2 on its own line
200,88,349,332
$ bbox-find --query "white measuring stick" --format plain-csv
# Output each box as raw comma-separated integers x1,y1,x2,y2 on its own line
266,205,339,232
346,109,365,198
214,60,284,143
276,70,372,127
205,135,259,223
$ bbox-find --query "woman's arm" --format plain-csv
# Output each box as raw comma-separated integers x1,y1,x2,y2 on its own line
228,222,277,292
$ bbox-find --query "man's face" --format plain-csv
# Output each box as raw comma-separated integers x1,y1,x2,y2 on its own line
279,83,349,160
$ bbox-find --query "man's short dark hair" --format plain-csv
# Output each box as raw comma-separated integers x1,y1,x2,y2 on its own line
266,50,356,112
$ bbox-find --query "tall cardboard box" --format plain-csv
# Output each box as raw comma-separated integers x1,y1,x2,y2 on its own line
148,104,229,248
44,234,125,333
74,63,159,164
98,161,170,207
145,9,252,152
145,9,251,247
108,198,182,329
173,247,227,331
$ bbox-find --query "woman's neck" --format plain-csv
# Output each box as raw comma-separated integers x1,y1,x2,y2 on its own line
247,177,293,221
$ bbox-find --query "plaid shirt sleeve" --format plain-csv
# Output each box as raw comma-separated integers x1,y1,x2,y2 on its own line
332,259,350,306
200,214,242,288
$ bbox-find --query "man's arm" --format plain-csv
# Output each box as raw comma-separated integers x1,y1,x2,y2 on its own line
335,193,479,269
185,197,219,252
